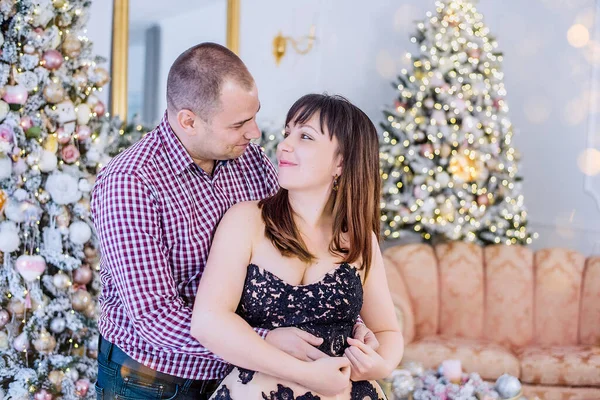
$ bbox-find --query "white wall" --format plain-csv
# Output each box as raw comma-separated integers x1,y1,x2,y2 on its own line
157,0,227,116
83,0,113,106
240,0,600,255
88,0,600,255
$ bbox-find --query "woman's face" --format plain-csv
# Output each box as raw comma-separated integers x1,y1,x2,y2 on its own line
276,112,342,192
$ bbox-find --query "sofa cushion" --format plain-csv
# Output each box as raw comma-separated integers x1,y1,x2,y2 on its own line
484,245,534,349
435,242,485,339
534,249,585,346
580,257,600,346
522,383,600,400
383,244,439,338
518,345,600,386
402,336,520,381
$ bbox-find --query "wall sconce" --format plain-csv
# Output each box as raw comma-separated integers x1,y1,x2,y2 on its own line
273,25,316,65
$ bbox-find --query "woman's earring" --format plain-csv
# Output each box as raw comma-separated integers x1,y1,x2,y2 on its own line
333,174,339,191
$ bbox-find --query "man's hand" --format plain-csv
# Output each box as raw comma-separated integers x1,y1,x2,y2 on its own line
352,323,380,351
265,327,328,361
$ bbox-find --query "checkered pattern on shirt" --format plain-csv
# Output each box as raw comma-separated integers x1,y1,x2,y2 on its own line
90,113,279,380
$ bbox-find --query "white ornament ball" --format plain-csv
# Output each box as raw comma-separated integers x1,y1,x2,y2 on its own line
69,221,92,245
495,374,522,398
76,103,91,125
66,368,79,381
13,158,27,175
13,332,29,352
436,171,451,186
0,156,12,180
0,101,8,122
52,272,71,290
78,178,92,192
0,221,20,252
39,150,58,172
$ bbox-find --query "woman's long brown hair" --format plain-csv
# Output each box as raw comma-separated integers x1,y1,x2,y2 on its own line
259,94,381,279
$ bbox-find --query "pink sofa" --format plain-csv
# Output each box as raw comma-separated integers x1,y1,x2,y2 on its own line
383,242,600,400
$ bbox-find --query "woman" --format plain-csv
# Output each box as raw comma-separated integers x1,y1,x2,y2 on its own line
191,94,403,399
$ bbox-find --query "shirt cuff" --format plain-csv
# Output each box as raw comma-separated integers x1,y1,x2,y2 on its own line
254,327,270,340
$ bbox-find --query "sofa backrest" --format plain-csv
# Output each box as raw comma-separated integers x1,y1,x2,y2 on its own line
383,242,598,348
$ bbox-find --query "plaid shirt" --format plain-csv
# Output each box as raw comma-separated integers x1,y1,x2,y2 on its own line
91,113,279,380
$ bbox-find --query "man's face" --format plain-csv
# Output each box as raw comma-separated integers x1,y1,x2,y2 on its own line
194,80,261,161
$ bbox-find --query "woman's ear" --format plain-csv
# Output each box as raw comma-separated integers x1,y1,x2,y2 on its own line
335,154,343,177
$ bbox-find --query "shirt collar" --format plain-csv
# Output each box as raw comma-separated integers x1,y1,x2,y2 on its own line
157,111,197,175
157,111,231,176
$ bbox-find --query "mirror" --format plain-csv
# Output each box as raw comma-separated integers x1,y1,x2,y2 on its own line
111,0,239,125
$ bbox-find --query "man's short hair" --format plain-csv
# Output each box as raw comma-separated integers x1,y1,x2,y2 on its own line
166,42,254,121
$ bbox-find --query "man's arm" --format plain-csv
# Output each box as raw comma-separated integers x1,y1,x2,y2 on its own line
93,172,238,356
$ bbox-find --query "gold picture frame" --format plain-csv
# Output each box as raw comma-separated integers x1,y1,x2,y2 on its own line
110,0,240,121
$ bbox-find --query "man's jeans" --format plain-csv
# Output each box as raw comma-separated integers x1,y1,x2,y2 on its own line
95,336,220,399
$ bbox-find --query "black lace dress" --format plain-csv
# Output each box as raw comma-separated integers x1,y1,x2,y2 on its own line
210,262,386,400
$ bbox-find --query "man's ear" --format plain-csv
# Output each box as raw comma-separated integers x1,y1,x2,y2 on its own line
176,109,198,135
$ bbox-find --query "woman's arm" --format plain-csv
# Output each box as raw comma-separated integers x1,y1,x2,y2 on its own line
191,201,350,395
344,233,404,380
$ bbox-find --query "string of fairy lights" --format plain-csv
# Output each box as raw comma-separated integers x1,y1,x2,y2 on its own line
379,0,536,245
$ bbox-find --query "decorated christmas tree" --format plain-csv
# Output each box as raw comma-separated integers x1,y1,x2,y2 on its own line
379,0,536,246
0,1,132,398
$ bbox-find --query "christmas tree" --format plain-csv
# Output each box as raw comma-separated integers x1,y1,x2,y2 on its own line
379,0,536,246
0,1,131,398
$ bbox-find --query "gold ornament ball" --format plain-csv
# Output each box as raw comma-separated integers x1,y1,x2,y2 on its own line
56,206,70,228
449,153,481,182
33,330,57,353
44,134,58,153
72,290,92,311
94,67,110,87
7,299,25,317
48,370,65,391
72,344,85,357
83,245,98,260
441,144,452,158
72,70,88,89
62,35,81,57
31,294,50,310
77,197,91,213
53,0,67,8
56,13,71,28
43,82,65,104
83,301,97,319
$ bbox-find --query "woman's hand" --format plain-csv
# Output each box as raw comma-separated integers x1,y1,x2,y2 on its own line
344,337,390,381
352,323,380,351
298,356,351,396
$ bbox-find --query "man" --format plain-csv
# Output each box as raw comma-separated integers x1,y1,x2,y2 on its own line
91,43,376,399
